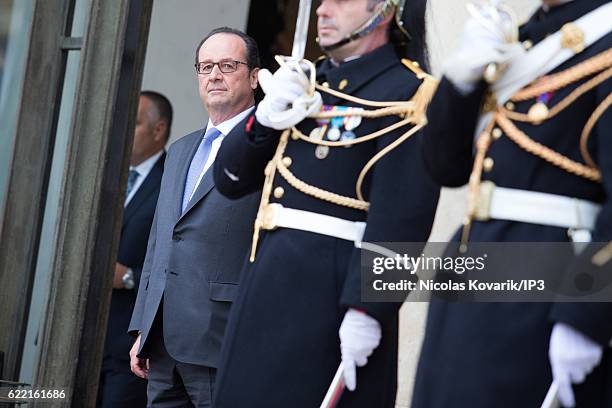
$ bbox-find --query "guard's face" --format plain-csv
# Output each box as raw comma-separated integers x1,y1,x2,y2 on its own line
197,33,258,122
316,0,373,48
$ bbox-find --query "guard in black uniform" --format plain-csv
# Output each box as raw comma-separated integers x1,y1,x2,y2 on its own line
212,0,439,407
414,1,612,407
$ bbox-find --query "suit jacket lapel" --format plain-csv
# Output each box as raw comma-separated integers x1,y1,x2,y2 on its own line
123,153,166,226
174,131,205,222
178,166,215,222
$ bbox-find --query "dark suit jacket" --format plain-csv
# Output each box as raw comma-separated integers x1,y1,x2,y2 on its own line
102,152,165,372
128,129,259,368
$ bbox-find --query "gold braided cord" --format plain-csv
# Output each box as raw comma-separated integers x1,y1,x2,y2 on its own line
250,129,291,262
356,123,424,201
276,158,370,211
495,112,602,181
580,92,612,168
291,116,414,147
315,83,414,107
460,120,496,251
512,48,612,101
262,54,438,212
503,67,612,122
311,104,413,119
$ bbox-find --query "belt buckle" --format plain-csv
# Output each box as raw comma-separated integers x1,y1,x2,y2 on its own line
261,203,280,230
474,181,495,221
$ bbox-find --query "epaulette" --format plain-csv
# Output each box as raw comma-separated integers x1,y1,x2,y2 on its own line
401,58,428,80
314,55,326,65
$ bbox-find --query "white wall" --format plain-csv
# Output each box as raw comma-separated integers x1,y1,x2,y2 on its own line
141,0,251,143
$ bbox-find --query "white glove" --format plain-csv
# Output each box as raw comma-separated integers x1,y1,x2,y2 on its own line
549,322,603,407
444,6,523,93
255,63,322,130
339,308,382,391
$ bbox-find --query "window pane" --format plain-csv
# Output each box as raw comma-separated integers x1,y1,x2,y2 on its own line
0,0,33,222
19,49,82,383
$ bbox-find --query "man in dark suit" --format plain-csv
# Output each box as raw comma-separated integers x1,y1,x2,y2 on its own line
98,91,171,407
128,27,260,407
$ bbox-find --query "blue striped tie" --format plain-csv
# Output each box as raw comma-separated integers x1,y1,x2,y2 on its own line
126,169,139,197
182,127,222,212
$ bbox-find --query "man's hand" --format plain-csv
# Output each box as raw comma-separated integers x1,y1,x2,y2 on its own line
255,62,322,130
339,308,381,392
549,322,603,407
113,263,128,289
444,5,522,93
130,334,149,379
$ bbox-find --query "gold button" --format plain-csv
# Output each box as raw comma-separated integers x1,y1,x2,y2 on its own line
523,40,533,50
291,130,300,140
338,79,348,90
273,186,284,199
282,156,292,167
322,81,330,88
483,157,494,172
492,128,503,139
315,145,329,159
505,101,515,110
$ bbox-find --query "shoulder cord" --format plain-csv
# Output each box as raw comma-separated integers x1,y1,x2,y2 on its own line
494,49,612,179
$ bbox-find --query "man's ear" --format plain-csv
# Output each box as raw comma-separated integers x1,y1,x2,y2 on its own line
250,67,260,90
153,121,168,142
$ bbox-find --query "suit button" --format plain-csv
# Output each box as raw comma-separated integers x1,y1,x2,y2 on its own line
172,234,182,242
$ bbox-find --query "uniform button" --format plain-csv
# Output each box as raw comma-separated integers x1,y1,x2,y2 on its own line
338,79,348,90
492,128,503,140
322,81,329,88
315,145,329,159
505,101,515,110
172,234,182,242
523,40,533,50
483,157,494,172
282,156,292,167
273,186,285,199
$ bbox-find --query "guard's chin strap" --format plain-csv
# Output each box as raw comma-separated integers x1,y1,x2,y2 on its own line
318,0,396,52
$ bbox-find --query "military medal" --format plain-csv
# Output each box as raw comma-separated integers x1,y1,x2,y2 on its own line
527,100,550,123
527,82,553,124
310,126,323,140
340,131,356,141
326,107,346,141
315,145,329,159
344,108,363,131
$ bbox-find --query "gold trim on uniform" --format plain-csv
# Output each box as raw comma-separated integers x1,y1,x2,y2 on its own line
561,22,585,53
273,186,285,199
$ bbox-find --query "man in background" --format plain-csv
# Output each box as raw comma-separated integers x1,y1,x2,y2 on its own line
98,91,171,408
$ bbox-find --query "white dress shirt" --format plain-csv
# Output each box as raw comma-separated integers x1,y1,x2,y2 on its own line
124,149,164,207
188,106,254,200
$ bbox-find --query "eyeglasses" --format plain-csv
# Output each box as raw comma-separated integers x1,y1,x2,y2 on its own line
195,59,249,75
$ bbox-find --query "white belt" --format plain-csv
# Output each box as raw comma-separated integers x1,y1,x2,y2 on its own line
260,203,366,244
475,181,601,231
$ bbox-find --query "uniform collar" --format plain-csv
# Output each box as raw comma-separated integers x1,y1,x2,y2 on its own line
520,0,609,44
316,44,399,96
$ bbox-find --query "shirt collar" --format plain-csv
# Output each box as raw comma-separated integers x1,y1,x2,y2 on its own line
130,149,164,177
206,106,255,137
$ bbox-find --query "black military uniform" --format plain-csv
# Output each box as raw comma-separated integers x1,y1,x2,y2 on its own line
211,43,440,407
414,1,612,407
